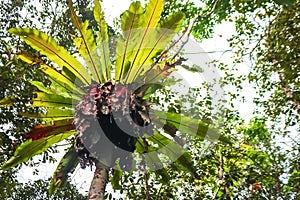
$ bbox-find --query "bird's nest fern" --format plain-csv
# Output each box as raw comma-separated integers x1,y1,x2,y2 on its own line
0,0,230,196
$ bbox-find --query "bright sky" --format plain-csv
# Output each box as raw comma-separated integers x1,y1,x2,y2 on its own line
16,0,256,196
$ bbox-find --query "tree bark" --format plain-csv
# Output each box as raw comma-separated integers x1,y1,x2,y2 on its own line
88,162,109,200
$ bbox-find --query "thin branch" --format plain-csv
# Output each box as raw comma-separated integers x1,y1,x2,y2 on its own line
172,0,220,59
277,67,300,115
156,183,163,200
184,49,232,54
213,183,222,200
216,145,230,197
144,168,150,200
143,138,150,200
196,0,220,19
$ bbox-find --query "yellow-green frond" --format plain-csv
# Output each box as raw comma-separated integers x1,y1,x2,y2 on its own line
68,0,104,83
8,28,92,85
94,0,112,81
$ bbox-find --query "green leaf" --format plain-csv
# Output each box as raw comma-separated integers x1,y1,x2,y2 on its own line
273,0,295,7
143,0,165,28
94,0,112,81
135,134,182,164
68,0,104,83
20,108,74,120
31,92,74,108
154,168,170,184
123,0,165,83
110,169,123,190
133,83,163,98
144,151,165,171
153,110,231,144
153,110,208,137
30,81,75,101
2,130,75,170
8,28,92,85
145,132,198,176
115,1,144,81
61,65,84,87
18,53,84,97
115,1,184,83
147,132,185,159
135,137,175,181
0,96,15,107
49,146,79,195
115,0,168,83
175,152,198,177
130,12,185,81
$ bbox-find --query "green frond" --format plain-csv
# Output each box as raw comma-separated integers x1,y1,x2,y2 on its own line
18,53,84,97
68,0,105,83
8,28,92,85
123,0,164,83
130,12,185,82
1,130,75,170
115,1,144,81
30,92,74,108
0,96,15,107
153,110,232,144
20,108,74,120
94,0,112,81
114,0,184,84
49,146,79,196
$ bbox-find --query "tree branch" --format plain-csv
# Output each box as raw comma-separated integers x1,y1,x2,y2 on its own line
277,65,300,115
216,145,230,198
143,138,150,200
196,0,220,19
172,0,220,59
88,162,109,200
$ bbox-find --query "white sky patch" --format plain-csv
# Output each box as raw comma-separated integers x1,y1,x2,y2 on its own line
101,0,132,25
17,141,69,182
200,21,256,121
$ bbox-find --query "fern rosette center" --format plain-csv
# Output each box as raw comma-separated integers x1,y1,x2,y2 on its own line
74,81,152,170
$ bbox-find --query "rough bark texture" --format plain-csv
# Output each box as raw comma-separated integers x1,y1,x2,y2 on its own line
88,162,109,200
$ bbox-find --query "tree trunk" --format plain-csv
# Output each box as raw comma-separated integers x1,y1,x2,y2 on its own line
88,162,109,200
